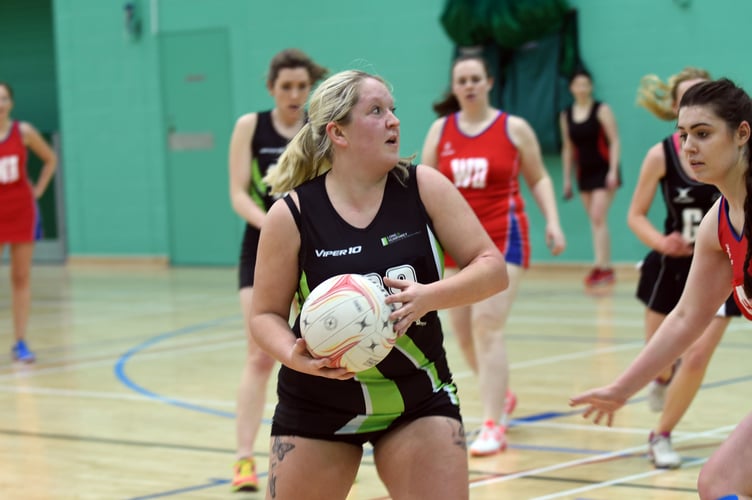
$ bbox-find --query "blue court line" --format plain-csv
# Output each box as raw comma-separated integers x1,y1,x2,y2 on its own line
115,314,752,429
114,315,240,419
117,319,752,498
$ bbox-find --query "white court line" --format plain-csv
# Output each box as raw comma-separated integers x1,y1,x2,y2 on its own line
530,457,707,500
470,424,735,492
453,342,641,380
513,420,698,438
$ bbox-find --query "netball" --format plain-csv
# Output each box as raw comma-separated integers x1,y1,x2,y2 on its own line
300,273,396,372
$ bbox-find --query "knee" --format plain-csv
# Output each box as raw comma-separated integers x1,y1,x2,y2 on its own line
10,268,30,289
472,313,503,344
697,461,733,500
681,347,712,373
246,348,276,374
589,212,607,227
455,332,474,350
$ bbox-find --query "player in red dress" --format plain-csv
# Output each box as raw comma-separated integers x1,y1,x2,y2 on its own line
0,82,57,362
422,54,566,456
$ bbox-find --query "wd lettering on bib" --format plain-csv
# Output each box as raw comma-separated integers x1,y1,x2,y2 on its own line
0,155,20,184
451,157,488,188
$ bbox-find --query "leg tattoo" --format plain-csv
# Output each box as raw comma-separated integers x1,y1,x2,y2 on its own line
448,419,467,451
268,436,295,498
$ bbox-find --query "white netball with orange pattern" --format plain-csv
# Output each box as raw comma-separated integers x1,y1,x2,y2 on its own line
300,273,396,373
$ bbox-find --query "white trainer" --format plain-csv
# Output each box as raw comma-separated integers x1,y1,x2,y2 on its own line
470,420,507,457
647,380,668,412
648,432,682,469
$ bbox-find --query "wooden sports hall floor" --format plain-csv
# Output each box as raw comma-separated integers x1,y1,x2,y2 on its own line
0,263,749,499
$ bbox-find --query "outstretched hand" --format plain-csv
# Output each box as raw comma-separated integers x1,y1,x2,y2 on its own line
569,384,628,427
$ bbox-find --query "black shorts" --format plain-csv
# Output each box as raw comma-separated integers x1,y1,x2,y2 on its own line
270,386,463,447
577,165,621,192
238,224,260,289
636,250,740,316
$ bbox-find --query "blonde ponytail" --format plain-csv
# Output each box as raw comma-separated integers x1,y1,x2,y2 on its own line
636,67,711,121
265,122,332,194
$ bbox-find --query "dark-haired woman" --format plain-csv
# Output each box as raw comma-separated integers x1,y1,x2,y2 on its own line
227,48,327,492
572,78,752,500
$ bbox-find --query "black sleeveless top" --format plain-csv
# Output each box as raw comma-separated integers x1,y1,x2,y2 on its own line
659,134,720,242
250,110,288,211
275,165,458,434
565,101,610,171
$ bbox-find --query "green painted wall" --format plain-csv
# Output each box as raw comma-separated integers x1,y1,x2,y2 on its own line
50,0,752,265
53,0,166,257
540,0,752,266
1,0,58,132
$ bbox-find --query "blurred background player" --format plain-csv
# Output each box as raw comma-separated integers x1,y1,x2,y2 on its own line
227,49,327,492
559,68,621,287
422,54,566,456
0,82,57,363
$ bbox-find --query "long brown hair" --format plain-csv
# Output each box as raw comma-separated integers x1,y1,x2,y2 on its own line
680,78,752,295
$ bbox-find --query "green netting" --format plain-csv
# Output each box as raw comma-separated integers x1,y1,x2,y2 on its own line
439,0,492,46
440,0,570,49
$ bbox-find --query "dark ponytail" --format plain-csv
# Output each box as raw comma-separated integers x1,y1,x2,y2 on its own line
432,93,460,117
744,161,752,297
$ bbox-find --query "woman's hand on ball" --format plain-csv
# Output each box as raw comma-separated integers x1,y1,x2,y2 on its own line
289,338,355,379
384,276,428,336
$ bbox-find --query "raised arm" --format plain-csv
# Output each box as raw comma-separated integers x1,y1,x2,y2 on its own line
509,115,566,255
228,113,267,228
571,201,732,425
21,122,57,199
388,165,508,316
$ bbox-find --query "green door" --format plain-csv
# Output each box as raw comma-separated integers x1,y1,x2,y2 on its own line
159,29,238,265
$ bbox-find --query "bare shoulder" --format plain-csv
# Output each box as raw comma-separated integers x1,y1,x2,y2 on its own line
425,116,448,138
414,163,454,195
507,114,533,134
643,141,667,167
18,121,39,138
629,142,666,186
506,114,536,148
597,102,615,115
234,112,258,130
696,197,723,249
263,193,299,237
